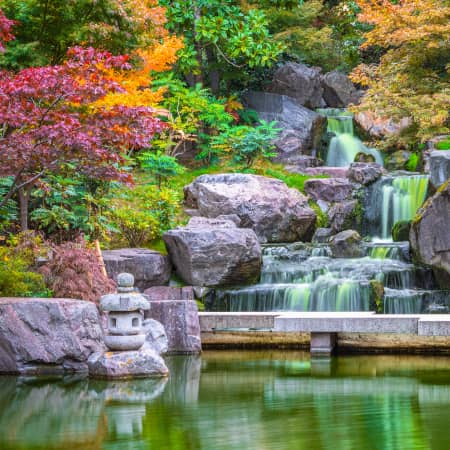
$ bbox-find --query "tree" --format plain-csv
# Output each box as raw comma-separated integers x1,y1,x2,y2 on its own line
350,0,450,146
0,9,15,52
0,46,167,230
159,0,283,93
139,151,185,189
0,0,177,68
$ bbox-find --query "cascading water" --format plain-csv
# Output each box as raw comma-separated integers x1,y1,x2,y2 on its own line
207,243,449,314
364,174,429,240
318,109,384,167
205,111,448,315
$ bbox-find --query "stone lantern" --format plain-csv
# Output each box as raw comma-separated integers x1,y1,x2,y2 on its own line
100,273,150,351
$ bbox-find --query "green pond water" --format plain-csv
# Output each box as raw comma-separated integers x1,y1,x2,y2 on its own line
1,351,450,450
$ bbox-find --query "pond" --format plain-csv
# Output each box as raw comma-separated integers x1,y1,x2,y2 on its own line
1,351,450,450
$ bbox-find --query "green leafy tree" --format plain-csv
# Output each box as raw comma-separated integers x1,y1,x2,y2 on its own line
159,0,283,93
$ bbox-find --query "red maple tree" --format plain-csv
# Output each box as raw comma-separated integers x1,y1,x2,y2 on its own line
0,46,167,230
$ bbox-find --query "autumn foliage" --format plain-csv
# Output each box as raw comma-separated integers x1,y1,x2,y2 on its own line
351,0,450,145
0,45,168,229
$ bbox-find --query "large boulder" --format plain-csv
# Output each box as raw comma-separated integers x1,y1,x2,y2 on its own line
144,286,195,301
347,162,385,185
429,150,450,190
0,298,104,375
269,62,324,109
329,230,363,258
242,91,326,162
146,300,202,354
328,200,359,233
322,71,362,107
304,178,354,203
163,216,262,286
102,248,171,291
410,181,450,288
184,173,317,243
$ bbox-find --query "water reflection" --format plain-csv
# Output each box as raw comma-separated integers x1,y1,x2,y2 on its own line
1,352,450,450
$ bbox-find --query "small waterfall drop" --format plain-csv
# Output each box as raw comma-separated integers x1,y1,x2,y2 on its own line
365,174,429,240
318,109,384,167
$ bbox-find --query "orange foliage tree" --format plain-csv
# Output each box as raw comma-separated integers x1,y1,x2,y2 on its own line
350,0,450,146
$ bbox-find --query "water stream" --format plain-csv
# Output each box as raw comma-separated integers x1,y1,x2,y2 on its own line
318,109,384,167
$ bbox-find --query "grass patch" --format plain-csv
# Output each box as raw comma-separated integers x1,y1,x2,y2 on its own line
436,139,450,150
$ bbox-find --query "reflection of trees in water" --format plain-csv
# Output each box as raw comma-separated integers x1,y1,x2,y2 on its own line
0,376,169,450
1,353,450,450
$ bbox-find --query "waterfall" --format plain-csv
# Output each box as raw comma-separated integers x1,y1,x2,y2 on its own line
365,174,429,240
318,109,384,167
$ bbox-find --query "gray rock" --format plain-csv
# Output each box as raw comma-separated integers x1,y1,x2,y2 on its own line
328,200,359,233
283,156,323,172
301,167,349,178
410,181,450,288
102,248,171,291
385,150,412,171
304,178,354,203
242,91,326,162
144,286,195,301
269,62,324,109
429,150,450,189
355,111,411,139
88,346,169,379
329,230,363,258
322,70,362,107
0,298,104,375
163,217,262,286
144,318,169,354
312,227,334,244
347,162,385,185
184,173,316,243
146,300,201,354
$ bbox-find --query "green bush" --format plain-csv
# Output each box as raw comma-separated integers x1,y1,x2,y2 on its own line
0,233,49,297
436,139,450,150
107,185,181,247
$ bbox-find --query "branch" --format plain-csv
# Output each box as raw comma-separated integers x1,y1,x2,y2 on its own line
213,43,245,69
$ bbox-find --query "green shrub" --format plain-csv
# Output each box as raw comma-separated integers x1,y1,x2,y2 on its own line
139,151,185,189
436,139,450,150
0,232,49,297
405,153,419,172
107,185,181,247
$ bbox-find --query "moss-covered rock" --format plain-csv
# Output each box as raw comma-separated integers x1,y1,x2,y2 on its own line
392,220,411,242
410,180,450,288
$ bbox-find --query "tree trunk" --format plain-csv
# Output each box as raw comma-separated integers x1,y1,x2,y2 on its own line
206,47,220,94
18,186,30,231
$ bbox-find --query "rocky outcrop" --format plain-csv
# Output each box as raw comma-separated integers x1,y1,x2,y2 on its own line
410,181,450,288
163,217,262,286
312,227,334,243
355,111,411,140
429,150,450,190
146,300,201,354
329,230,363,258
304,178,354,203
300,167,349,178
347,163,385,185
144,286,195,301
385,150,412,171
144,318,169,355
184,174,316,243
88,344,169,379
328,200,359,233
242,91,326,162
322,71,362,107
269,62,324,109
0,298,104,375
102,248,171,291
